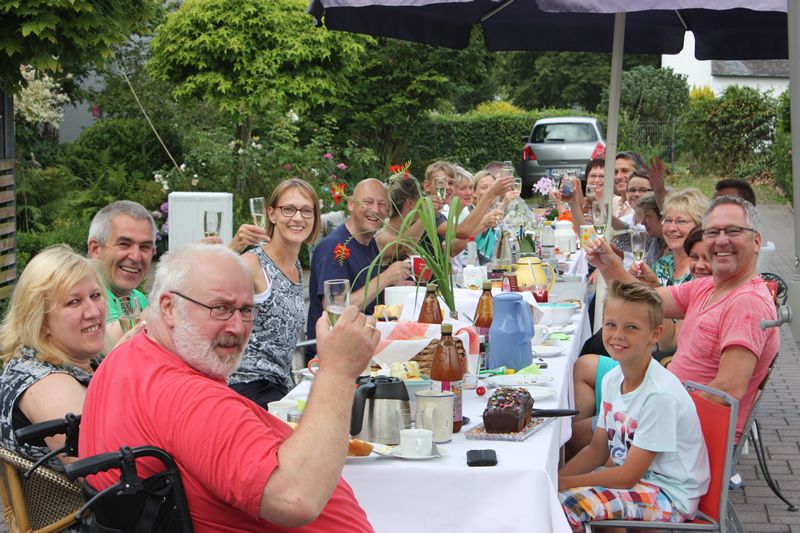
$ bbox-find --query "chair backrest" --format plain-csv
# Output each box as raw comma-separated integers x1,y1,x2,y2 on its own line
760,272,787,306
0,446,84,532
686,381,738,523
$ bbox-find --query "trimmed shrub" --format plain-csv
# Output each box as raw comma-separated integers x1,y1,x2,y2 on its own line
405,108,596,173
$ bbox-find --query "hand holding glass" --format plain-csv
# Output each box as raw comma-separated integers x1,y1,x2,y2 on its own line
204,210,222,238
324,279,351,328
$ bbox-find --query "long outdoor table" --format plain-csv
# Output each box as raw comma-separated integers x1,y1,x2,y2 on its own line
286,307,591,533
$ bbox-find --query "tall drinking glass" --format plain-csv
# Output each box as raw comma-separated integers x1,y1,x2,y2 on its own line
631,227,647,265
249,197,267,245
434,176,447,200
204,210,222,238
324,279,350,327
591,202,607,238
116,296,142,334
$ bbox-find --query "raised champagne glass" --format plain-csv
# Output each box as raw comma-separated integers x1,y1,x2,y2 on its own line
116,296,142,334
324,279,350,328
249,197,267,245
591,201,607,238
204,210,222,238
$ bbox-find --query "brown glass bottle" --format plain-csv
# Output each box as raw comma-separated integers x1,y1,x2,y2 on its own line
430,323,463,432
473,281,494,371
418,283,443,324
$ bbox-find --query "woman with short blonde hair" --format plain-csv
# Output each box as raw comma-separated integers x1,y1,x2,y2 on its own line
0,245,107,467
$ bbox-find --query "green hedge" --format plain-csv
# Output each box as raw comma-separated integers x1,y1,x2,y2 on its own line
405,108,598,173
773,90,792,198
16,224,90,274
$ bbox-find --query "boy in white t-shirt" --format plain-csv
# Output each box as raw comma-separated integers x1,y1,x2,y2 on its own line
558,281,710,531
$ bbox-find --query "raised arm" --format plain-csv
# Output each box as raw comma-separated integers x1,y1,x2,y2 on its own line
260,306,379,526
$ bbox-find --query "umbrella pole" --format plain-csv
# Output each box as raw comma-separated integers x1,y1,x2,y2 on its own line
787,0,800,340
594,12,626,333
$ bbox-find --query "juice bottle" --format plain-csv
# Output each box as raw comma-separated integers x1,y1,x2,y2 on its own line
430,323,463,433
473,281,494,371
418,283,443,324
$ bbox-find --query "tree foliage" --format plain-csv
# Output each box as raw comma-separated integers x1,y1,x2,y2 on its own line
0,0,159,89
148,0,369,139
497,52,659,112
599,65,689,121
332,31,497,165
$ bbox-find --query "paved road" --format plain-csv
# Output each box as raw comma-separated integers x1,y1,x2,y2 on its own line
2,204,799,532
728,203,800,532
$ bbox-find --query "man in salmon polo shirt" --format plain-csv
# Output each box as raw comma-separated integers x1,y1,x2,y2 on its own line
586,195,779,442
79,243,379,532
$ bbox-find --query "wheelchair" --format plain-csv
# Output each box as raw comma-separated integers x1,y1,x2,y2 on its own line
12,415,193,533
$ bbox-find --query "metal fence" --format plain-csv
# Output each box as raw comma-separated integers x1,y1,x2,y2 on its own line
620,119,678,164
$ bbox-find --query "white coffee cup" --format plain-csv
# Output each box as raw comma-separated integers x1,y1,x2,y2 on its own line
267,400,297,422
399,428,433,458
415,390,454,443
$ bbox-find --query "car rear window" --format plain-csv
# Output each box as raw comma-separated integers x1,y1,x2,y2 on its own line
531,123,597,143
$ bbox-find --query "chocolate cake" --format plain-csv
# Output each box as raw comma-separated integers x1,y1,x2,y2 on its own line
483,387,534,433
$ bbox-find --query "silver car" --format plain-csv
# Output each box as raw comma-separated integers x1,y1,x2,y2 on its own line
520,117,605,197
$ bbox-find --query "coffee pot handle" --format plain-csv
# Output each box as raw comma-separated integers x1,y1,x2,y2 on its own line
349,381,377,436
544,262,556,291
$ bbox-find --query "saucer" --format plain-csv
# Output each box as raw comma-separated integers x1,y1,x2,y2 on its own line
391,444,447,460
532,345,565,357
525,385,557,401
345,453,379,463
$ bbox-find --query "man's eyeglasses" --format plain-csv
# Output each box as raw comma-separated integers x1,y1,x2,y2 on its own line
170,291,257,322
701,226,756,239
662,218,694,227
626,187,653,194
277,206,315,219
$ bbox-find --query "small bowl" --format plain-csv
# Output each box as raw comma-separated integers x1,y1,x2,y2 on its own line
538,302,580,325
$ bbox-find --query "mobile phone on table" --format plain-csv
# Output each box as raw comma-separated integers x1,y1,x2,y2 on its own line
467,449,498,467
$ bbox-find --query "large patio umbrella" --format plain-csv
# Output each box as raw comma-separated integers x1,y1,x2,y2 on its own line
308,0,800,335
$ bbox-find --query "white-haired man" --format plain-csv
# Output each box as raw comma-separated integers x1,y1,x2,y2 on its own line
79,243,379,532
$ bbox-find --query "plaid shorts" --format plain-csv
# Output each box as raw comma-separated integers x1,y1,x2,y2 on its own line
559,481,684,531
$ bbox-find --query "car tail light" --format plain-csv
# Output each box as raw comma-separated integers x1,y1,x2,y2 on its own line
591,142,606,160
523,146,537,161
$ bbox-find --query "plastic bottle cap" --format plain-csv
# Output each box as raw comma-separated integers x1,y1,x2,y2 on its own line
441,323,453,334
426,283,438,292
482,280,493,290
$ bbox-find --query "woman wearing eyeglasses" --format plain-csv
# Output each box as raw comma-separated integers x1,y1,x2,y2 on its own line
228,179,321,409
632,188,709,288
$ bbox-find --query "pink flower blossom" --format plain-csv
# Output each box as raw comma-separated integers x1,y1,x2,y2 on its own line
336,162,348,170
323,152,333,160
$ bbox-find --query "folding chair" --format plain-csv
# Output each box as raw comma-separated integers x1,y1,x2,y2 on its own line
585,381,738,532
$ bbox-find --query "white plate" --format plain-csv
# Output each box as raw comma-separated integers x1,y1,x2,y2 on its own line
391,444,447,460
532,345,566,357
345,453,380,463
524,385,558,401
547,323,577,335
489,374,553,386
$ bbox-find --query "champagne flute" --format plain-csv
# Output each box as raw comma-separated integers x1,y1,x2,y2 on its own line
434,176,447,200
631,227,647,265
249,197,267,229
514,177,523,195
204,210,222,238
116,296,142,334
591,201,607,238
324,279,350,327
249,197,267,245
502,161,514,178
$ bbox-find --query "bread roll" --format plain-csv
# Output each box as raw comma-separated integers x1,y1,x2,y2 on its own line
347,438,374,457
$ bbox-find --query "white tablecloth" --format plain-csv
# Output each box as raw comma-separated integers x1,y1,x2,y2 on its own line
286,308,591,533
